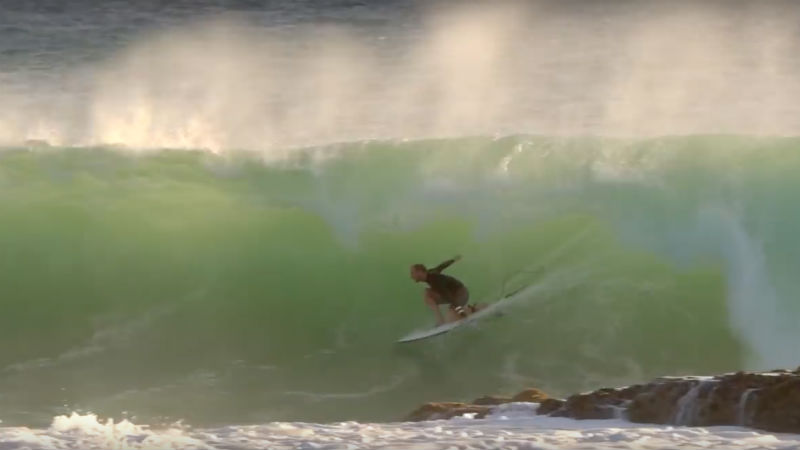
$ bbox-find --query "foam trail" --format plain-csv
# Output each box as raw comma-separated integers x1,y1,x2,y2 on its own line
499,225,594,296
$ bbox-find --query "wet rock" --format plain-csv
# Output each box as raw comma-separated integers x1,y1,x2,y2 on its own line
555,388,633,420
751,377,800,432
406,402,491,421
576,371,800,433
628,381,693,424
512,388,549,403
536,398,565,415
539,385,644,420
405,369,800,433
472,395,512,405
558,395,616,419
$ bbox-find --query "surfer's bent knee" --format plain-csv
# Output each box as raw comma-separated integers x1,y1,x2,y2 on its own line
423,288,438,305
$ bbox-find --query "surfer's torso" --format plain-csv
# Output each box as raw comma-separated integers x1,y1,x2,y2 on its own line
425,272,464,300
425,261,468,307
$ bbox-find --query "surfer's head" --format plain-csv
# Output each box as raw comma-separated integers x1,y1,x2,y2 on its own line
410,264,427,281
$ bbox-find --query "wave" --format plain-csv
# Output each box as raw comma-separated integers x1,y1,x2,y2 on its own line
0,135,798,425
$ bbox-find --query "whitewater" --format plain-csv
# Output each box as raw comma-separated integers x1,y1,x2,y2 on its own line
2,0,800,448
3,406,800,449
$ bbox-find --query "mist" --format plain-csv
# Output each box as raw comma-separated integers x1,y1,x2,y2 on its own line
0,1,799,155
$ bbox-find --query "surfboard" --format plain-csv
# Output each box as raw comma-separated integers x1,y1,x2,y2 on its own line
396,293,515,344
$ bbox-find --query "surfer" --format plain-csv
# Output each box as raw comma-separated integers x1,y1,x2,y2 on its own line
410,256,483,325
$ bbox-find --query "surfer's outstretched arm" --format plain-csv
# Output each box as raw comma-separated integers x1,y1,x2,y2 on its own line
431,255,461,274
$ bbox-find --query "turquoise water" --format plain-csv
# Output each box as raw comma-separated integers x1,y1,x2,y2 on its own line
2,135,797,425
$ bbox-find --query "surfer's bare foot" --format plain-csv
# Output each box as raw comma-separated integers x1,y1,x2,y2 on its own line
472,303,487,312
445,308,462,323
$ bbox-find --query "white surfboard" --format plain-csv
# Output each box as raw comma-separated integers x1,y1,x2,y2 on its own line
396,291,518,344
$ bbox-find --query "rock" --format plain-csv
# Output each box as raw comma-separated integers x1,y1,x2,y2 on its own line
554,387,635,420
686,373,769,426
472,395,512,405
511,388,549,403
406,402,491,422
405,368,800,434
628,381,693,424
537,398,565,415
751,378,800,432
558,395,617,419
584,371,800,433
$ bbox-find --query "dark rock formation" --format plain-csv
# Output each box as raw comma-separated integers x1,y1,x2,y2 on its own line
536,398,565,415
405,368,800,434
551,386,641,420
511,388,549,403
406,402,491,421
472,395,512,405
749,374,800,432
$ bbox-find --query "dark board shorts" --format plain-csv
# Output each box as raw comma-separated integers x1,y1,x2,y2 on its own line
435,286,469,308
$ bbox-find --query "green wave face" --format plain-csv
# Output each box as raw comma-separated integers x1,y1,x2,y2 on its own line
0,135,796,426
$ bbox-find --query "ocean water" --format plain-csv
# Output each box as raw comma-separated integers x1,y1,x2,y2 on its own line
2,0,800,448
